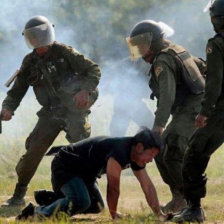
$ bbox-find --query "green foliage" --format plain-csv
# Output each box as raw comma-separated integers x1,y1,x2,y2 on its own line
53,0,176,61
0,0,210,63
0,1,223,223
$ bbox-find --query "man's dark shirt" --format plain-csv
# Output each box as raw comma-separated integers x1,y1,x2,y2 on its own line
51,136,144,193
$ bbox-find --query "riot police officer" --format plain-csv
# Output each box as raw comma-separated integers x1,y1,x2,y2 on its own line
1,15,101,207
173,0,224,222
126,20,206,213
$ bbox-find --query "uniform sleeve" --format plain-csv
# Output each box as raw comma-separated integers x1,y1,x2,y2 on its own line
200,40,224,116
153,56,176,127
2,56,30,112
62,46,101,91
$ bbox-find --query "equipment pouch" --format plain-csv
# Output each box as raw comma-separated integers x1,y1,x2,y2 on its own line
162,45,205,95
176,51,205,95
26,67,42,86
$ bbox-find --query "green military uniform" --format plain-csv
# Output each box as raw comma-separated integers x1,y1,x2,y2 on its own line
149,42,205,199
2,41,101,187
171,0,224,221
182,34,224,201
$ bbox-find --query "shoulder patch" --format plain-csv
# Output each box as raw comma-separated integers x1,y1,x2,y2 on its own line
154,65,163,77
206,46,212,54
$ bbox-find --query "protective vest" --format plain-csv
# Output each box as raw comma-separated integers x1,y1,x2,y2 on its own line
161,44,205,94
25,42,98,112
149,44,205,112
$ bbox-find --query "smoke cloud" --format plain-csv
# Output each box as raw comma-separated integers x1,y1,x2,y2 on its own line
0,0,214,140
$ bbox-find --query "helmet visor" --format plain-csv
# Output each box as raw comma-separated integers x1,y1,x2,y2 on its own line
23,23,55,49
126,32,152,60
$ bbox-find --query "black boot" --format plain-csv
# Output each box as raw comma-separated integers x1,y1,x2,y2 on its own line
34,189,58,206
1,183,27,207
172,199,205,223
161,190,187,213
16,202,35,220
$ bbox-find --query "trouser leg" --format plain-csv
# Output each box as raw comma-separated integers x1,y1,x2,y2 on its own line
156,102,199,193
1,115,61,207
164,134,189,191
155,134,188,191
34,182,104,214
171,115,224,223
156,134,189,213
35,177,91,217
16,115,61,186
183,115,224,202
155,144,176,188
83,181,104,214
65,112,91,143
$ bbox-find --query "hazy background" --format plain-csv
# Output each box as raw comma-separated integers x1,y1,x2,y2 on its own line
1,3,224,222
0,0,214,140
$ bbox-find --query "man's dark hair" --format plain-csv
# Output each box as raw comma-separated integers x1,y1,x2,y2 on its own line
133,127,163,151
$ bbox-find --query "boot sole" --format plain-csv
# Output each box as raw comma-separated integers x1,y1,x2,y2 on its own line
1,203,25,208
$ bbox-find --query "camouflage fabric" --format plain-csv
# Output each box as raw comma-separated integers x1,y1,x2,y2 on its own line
149,42,204,193
16,111,90,186
2,41,101,187
156,94,202,192
2,41,101,113
183,35,224,201
200,35,224,117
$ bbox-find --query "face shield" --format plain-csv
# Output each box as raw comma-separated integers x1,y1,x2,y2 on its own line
126,32,153,60
23,23,55,49
126,21,174,61
204,0,215,13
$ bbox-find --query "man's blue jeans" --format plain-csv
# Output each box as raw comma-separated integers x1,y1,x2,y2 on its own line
35,176,104,217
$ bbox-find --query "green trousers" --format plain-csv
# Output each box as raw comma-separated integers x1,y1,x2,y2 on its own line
183,112,224,200
155,97,201,193
15,109,91,186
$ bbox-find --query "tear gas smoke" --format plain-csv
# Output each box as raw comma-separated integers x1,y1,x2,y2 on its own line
0,0,214,140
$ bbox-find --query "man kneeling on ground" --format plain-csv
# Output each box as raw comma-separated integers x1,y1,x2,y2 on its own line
17,128,170,221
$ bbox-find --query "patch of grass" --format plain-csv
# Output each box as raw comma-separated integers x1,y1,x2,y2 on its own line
0,95,224,223
0,148,224,223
